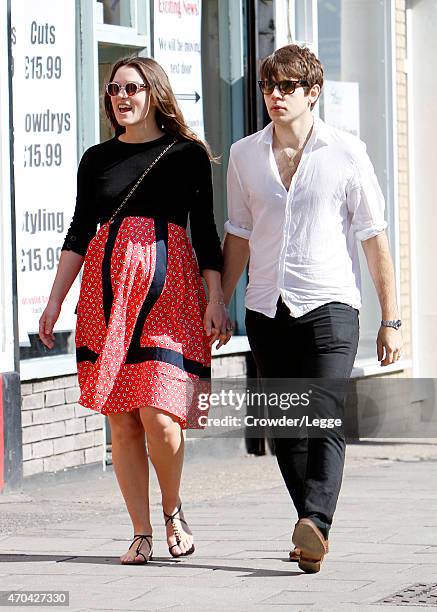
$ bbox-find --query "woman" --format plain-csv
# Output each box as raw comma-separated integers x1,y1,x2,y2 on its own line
38,56,232,564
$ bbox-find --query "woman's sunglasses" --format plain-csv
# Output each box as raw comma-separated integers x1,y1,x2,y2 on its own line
258,79,309,95
105,81,147,97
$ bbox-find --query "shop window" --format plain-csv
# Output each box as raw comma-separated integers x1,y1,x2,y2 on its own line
95,0,149,46
97,2,250,336
18,0,148,377
317,0,396,361
294,0,317,44
202,0,248,334
13,1,79,372
100,0,134,28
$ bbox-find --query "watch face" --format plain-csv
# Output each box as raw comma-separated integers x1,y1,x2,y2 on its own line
394,320,402,329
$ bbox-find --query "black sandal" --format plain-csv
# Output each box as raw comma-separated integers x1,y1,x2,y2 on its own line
122,534,153,564
163,503,195,558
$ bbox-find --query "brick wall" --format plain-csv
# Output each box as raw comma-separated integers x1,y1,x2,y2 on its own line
395,0,412,362
21,374,104,477
20,355,246,477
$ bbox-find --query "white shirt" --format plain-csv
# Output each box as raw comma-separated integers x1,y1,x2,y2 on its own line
225,117,387,318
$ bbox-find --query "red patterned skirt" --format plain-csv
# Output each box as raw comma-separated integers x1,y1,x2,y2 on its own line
75,216,211,428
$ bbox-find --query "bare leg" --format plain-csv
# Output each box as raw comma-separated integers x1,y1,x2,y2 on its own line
107,410,152,563
139,407,193,556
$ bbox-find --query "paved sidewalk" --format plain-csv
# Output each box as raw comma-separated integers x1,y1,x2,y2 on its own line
1,442,437,611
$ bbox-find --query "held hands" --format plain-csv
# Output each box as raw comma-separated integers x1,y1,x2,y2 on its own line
38,299,61,349
203,302,233,349
377,325,403,366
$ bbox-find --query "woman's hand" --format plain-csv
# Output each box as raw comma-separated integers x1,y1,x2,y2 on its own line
38,299,61,349
204,303,234,349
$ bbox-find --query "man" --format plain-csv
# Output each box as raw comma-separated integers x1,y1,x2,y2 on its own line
222,44,403,574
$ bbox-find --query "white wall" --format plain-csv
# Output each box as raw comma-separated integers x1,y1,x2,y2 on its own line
409,0,437,376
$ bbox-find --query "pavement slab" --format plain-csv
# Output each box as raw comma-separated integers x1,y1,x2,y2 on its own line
1,443,437,610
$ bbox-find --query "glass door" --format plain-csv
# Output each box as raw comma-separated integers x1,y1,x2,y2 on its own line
202,0,248,334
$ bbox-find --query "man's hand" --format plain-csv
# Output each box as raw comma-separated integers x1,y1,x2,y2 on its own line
376,325,403,366
361,232,403,367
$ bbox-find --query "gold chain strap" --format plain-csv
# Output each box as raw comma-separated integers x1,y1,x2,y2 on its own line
108,139,177,224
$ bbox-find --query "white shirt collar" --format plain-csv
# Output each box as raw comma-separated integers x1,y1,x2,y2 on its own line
256,115,331,147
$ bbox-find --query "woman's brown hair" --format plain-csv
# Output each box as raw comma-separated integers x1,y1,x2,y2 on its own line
104,55,215,160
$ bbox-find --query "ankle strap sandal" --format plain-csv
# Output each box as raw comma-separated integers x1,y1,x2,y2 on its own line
124,534,153,564
163,503,195,558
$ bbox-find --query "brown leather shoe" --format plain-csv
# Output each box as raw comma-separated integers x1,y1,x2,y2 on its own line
292,518,329,573
289,540,329,563
289,546,300,562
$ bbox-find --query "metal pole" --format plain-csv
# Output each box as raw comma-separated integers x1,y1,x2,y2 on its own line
0,0,23,491
6,0,20,375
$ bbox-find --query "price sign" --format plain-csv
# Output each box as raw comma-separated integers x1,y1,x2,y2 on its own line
153,0,204,139
11,1,78,343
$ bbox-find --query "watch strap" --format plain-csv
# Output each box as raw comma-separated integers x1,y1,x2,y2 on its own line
381,319,402,329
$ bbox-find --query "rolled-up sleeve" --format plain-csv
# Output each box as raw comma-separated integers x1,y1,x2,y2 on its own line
346,142,387,242
225,148,252,240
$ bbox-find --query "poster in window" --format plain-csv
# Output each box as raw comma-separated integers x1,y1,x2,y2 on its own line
11,1,79,345
153,0,204,139
324,80,360,137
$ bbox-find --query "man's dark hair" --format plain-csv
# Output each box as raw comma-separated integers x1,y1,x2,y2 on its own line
260,44,324,110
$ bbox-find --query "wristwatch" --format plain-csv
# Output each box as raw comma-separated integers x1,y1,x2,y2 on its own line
381,319,402,330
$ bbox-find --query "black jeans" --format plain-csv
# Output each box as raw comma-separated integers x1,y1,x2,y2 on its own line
245,299,359,536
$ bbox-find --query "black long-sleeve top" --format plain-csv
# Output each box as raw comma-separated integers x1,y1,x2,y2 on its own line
61,133,223,273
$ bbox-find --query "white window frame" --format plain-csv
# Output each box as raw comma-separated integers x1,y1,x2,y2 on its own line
405,5,418,376
95,0,150,47
387,0,401,312
289,0,318,50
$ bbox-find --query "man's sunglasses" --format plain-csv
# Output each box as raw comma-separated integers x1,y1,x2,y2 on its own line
105,81,148,97
258,79,309,95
